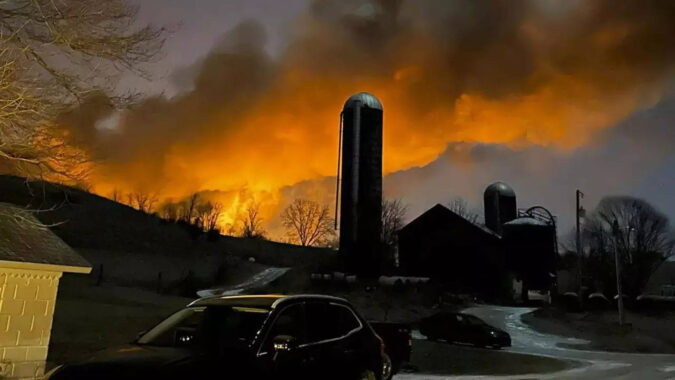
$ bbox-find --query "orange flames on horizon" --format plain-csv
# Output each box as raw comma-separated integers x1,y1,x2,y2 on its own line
85,74,660,238
64,1,671,239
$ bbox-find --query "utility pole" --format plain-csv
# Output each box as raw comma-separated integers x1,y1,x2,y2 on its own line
612,220,625,326
576,190,584,306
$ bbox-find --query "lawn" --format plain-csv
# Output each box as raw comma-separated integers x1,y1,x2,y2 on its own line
522,307,675,353
48,277,191,367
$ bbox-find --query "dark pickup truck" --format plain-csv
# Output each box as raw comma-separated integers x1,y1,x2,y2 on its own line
46,295,387,380
370,321,412,379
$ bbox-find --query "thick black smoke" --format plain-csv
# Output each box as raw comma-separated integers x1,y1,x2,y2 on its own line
59,0,674,236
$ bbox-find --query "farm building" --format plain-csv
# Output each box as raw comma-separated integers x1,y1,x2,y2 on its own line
642,256,675,298
397,204,511,299
0,203,90,379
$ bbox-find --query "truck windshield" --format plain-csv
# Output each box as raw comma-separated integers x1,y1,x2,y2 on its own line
137,306,270,349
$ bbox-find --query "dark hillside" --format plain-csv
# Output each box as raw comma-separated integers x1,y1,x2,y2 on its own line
0,175,336,294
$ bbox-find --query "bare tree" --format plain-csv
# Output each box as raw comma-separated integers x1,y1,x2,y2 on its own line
0,1,166,182
159,201,179,222
281,199,334,247
382,199,407,248
131,191,158,213
584,196,674,296
178,193,199,223
382,199,408,268
110,188,121,203
447,197,480,224
206,202,224,232
196,201,223,232
238,201,266,239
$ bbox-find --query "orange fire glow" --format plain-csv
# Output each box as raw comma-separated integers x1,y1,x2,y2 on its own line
69,0,672,239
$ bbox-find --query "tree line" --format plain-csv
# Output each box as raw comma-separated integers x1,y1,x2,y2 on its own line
564,196,674,297
110,186,675,296
108,188,414,252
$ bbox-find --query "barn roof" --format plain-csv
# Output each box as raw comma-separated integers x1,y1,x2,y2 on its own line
643,257,675,295
400,204,501,240
0,203,90,273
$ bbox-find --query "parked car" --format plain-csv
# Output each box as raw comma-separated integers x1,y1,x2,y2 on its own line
370,321,412,379
45,295,386,380
419,312,511,349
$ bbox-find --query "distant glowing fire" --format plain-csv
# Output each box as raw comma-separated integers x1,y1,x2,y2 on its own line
61,0,674,238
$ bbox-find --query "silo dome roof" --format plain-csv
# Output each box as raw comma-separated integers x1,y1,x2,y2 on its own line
484,181,516,198
343,92,383,111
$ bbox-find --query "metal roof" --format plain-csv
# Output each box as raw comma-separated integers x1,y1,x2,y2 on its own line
503,217,548,227
343,92,383,111
0,203,91,272
484,181,516,197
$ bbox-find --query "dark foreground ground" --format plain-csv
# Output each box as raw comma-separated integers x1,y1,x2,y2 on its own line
522,307,675,354
406,340,570,376
464,305,675,379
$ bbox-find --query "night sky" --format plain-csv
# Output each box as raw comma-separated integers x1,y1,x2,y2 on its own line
89,0,675,238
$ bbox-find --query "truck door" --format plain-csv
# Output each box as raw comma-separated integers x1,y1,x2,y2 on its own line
305,302,366,379
257,303,310,378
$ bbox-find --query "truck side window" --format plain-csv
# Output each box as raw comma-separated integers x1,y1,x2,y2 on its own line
264,304,306,350
305,302,361,344
329,304,361,336
305,302,330,342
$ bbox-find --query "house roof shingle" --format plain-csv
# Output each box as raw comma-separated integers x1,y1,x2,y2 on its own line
0,203,90,273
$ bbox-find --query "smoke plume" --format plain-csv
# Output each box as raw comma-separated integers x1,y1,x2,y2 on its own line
62,0,675,237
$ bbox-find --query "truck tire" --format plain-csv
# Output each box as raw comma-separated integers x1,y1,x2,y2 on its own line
357,369,377,380
382,353,393,380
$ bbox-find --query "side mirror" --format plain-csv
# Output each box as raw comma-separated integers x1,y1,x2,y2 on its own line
272,335,297,352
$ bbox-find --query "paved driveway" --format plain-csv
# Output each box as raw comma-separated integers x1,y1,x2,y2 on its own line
396,305,675,379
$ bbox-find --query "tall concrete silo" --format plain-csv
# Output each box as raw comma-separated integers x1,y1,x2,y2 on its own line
336,92,383,278
484,181,517,235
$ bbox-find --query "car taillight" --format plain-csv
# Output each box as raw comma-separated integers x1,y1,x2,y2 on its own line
408,331,413,347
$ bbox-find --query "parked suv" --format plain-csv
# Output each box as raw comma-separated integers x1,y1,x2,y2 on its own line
420,312,511,349
46,295,385,380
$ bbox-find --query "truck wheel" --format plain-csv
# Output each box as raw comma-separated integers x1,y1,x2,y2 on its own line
357,369,377,380
381,353,393,380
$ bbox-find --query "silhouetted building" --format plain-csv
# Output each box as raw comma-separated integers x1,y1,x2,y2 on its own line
484,182,517,235
397,204,510,299
337,92,383,278
0,203,91,378
641,256,675,299
502,217,557,295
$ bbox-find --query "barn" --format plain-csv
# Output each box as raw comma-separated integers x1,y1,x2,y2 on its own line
642,256,675,298
397,204,511,299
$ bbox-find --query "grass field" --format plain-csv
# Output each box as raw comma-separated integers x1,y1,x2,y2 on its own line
48,278,191,367
522,307,675,354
